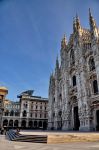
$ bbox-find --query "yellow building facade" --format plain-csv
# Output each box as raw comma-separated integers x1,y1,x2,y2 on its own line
0,87,8,128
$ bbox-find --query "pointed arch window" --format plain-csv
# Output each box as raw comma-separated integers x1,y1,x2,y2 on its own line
53,112,55,117
73,75,76,86
59,94,62,101
70,49,75,65
93,80,98,94
89,57,95,71
53,97,55,103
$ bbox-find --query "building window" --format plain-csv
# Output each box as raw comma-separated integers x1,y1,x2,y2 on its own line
84,43,91,50
40,114,42,118
59,94,62,101
70,49,75,65
89,57,95,71
93,80,98,94
15,111,19,116
10,110,14,116
53,97,55,102
45,107,46,110
73,75,76,86
40,106,42,109
53,112,55,117
23,110,27,117
5,111,9,116
30,113,32,117
24,103,28,109
35,113,37,118
36,106,38,109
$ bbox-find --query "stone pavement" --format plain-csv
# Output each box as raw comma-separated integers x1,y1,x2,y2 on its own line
0,135,99,150
20,130,99,144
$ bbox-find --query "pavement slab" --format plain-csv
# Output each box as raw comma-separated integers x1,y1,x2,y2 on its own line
20,130,99,144
0,134,99,150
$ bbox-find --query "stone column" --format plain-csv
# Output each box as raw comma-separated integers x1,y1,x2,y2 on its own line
19,119,21,128
71,106,74,130
26,119,29,128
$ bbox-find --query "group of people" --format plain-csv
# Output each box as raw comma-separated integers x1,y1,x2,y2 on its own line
0,125,20,135
1,125,7,135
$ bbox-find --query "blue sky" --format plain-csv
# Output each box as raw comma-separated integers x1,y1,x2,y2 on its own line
0,0,99,100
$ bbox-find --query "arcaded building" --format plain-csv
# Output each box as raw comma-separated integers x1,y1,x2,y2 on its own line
2,90,48,129
2,99,20,128
48,10,99,131
0,87,8,128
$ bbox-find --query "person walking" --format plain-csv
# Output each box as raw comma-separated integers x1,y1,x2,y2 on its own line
1,126,4,135
4,125,7,135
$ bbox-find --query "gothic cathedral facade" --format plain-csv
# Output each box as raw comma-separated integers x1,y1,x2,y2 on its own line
48,10,99,131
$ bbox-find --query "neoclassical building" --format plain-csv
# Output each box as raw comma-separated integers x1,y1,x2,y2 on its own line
48,10,99,131
2,99,20,128
2,90,48,129
0,87,8,128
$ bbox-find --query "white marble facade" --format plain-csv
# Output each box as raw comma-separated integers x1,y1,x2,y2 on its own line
48,10,99,131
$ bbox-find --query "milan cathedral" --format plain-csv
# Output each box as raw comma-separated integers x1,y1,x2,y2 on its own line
48,9,99,131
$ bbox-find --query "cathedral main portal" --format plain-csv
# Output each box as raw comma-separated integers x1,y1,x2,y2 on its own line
74,106,80,130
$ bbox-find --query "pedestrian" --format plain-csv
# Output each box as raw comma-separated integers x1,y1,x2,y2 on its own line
4,125,7,135
16,128,20,135
1,126,4,135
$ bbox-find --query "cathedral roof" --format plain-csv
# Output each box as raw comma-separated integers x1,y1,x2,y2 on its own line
81,28,91,43
68,28,92,47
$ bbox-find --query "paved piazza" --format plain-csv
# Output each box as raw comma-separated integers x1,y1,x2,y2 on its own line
0,134,99,150
20,130,99,143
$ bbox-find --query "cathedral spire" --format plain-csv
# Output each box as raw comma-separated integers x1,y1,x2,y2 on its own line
73,14,81,33
49,73,53,84
89,8,92,18
73,17,76,32
76,13,81,30
89,8,97,31
61,34,67,49
56,56,59,69
55,56,60,76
